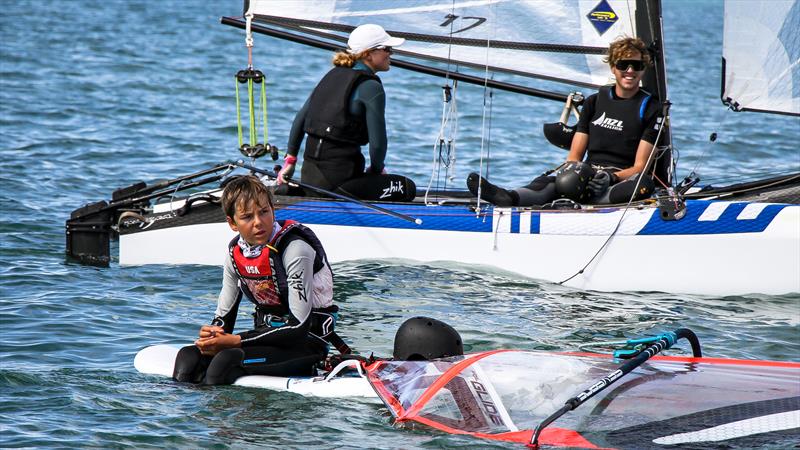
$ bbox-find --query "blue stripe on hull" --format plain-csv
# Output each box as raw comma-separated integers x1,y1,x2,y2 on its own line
275,201,495,232
638,201,788,235
530,212,542,234
274,200,789,236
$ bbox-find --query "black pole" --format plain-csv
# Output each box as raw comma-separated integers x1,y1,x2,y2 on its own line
529,329,701,447
635,0,674,185
112,163,234,203
233,161,423,225
220,16,568,102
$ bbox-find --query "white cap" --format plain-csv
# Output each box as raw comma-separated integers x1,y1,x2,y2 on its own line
347,24,405,54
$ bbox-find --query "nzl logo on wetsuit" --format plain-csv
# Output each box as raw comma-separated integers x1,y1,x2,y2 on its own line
592,112,623,131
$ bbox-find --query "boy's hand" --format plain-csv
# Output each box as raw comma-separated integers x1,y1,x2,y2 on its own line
195,325,241,356
195,330,242,356
198,325,225,339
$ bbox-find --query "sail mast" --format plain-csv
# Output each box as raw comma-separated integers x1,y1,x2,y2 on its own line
636,0,674,185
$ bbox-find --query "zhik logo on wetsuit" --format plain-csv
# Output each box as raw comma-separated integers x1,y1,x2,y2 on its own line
288,271,307,302
592,112,623,131
380,181,405,199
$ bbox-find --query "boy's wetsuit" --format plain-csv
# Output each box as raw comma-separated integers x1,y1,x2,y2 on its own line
173,221,342,385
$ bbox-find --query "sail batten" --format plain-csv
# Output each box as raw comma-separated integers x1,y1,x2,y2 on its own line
222,16,572,100
255,15,608,54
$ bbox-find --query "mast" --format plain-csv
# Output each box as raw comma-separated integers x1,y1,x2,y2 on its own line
636,0,673,185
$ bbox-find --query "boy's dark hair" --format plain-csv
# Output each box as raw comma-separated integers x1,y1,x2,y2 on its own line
221,175,275,219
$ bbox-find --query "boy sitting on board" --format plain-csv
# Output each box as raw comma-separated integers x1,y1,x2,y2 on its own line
173,175,346,385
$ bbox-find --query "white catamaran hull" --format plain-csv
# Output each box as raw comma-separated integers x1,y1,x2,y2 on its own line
119,198,800,296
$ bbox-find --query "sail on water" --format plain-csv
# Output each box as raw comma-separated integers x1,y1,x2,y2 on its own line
365,350,800,448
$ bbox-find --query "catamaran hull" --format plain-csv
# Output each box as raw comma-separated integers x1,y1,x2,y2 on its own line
119,198,800,296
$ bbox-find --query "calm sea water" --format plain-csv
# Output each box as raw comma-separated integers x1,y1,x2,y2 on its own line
1,1,798,448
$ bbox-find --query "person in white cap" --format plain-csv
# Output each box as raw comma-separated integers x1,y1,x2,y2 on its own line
279,24,416,202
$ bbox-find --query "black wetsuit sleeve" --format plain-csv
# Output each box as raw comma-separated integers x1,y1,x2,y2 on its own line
287,97,311,156
576,93,598,134
236,240,315,348
639,99,663,145
353,79,388,173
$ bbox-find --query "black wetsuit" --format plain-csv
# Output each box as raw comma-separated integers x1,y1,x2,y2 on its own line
516,86,661,206
286,62,415,201
173,222,340,385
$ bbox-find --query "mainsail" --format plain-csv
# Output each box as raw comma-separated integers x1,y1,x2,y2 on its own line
722,0,800,116
244,0,642,91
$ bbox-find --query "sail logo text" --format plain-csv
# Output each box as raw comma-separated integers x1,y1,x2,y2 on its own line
592,112,623,131
468,378,504,426
439,14,486,34
586,0,619,35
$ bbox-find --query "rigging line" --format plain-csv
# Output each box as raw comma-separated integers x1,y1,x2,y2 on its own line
425,1,458,205
443,0,458,186
245,9,254,68
475,4,495,211
167,179,186,217
686,106,732,180
559,111,670,286
693,75,769,184
486,87,494,179
626,0,635,37
425,99,450,205
688,173,800,200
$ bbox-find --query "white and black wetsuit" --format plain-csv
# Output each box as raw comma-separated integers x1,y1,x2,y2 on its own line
514,85,661,206
286,62,416,201
173,221,342,385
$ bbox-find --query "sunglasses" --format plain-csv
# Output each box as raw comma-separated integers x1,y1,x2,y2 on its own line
374,46,393,54
615,59,646,71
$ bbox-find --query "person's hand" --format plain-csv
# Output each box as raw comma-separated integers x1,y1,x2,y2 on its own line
277,163,295,184
588,170,612,198
366,165,387,175
195,326,240,356
555,161,579,176
198,325,224,339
